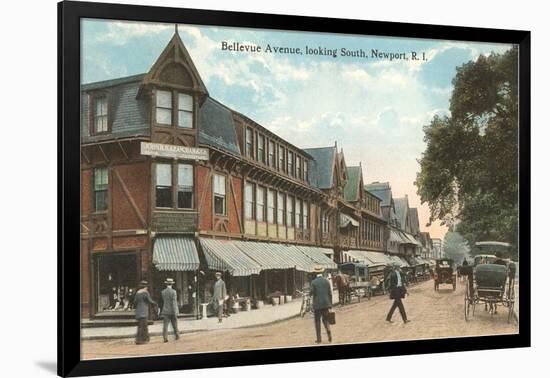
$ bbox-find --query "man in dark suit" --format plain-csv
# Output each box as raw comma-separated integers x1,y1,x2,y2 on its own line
134,280,157,345
386,263,410,324
161,278,180,342
310,266,333,344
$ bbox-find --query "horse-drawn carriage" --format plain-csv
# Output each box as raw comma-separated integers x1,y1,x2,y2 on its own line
334,262,374,304
463,261,516,322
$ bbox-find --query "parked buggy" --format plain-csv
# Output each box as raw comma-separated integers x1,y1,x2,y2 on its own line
464,262,516,323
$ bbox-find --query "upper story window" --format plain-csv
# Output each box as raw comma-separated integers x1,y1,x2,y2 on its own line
295,199,302,229
244,182,255,220
304,160,309,183
287,151,294,177
177,93,193,128
155,89,194,129
213,174,226,215
278,145,285,172
155,163,172,208
177,164,193,209
286,196,295,227
322,212,330,234
257,134,265,164
93,96,108,134
256,186,266,222
267,189,275,224
268,140,276,167
156,90,172,125
155,162,195,209
303,202,309,230
296,156,302,180
245,128,254,158
94,167,108,211
277,192,285,225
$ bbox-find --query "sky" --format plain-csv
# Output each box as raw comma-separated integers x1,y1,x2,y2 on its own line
81,19,514,240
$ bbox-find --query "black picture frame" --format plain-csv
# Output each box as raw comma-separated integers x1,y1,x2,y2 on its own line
58,1,531,376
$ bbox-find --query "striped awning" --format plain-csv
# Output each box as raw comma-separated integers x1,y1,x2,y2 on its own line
402,232,423,246
389,229,408,243
344,250,391,266
153,237,200,271
388,255,410,267
199,238,262,276
295,245,338,270
339,213,360,228
233,241,317,272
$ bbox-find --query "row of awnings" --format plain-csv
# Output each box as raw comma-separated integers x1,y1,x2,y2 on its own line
389,228,423,247
344,249,409,268
153,236,338,276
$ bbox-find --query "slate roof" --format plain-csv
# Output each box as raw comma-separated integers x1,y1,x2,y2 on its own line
364,182,392,207
303,146,337,189
343,166,362,202
394,197,409,231
81,74,150,143
198,98,241,155
409,208,420,235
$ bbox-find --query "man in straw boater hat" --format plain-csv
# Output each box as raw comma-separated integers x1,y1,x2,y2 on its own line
161,278,180,342
212,271,227,323
386,262,410,324
310,265,333,344
134,280,157,345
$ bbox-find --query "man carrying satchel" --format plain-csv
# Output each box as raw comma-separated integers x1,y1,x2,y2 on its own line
310,266,333,344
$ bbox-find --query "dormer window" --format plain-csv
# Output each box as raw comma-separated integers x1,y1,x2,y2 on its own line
156,90,172,125
93,96,108,133
155,89,194,129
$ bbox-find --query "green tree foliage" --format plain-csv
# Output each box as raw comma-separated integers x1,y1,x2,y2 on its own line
443,232,470,262
416,47,518,249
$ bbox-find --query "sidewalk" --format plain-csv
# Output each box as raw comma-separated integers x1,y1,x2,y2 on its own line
83,296,328,340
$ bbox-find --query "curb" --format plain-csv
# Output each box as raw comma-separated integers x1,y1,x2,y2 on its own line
82,312,302,341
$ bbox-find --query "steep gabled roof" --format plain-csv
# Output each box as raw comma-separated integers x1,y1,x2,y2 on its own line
394,197,409,231
303,146,337,189
365,182,392,207
343,166,362,202
409,208,420,235
140,32,208,96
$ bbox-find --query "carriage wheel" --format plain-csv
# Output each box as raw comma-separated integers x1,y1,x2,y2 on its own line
508,300,515,323
464,284,472,321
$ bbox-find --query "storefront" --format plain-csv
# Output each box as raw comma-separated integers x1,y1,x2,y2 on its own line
92,251,140,314
152,236,200,315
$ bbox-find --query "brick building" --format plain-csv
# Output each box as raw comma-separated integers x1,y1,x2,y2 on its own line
80,31,426,319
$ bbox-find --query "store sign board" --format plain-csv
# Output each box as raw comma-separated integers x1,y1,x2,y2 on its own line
152,211,198,233
141,142,209,160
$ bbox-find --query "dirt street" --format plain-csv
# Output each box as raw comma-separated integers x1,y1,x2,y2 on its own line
81,279,518,360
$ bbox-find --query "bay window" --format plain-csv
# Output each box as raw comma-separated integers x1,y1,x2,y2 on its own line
267,190,275,224
244,182,255,220
256,186,265,222
177,93,193,128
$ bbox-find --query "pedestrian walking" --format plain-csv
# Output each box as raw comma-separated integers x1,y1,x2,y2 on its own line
386,263,410,324
310,265,333,344
161,278,180,342
213,272,227,323
134,280,157,345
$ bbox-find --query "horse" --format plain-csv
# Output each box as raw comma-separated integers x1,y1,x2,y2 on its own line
333,273,351,306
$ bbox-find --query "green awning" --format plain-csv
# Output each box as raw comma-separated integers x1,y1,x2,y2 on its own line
153,236,200,271
199,238,262,276
295,245,338,270
233,241,318,272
